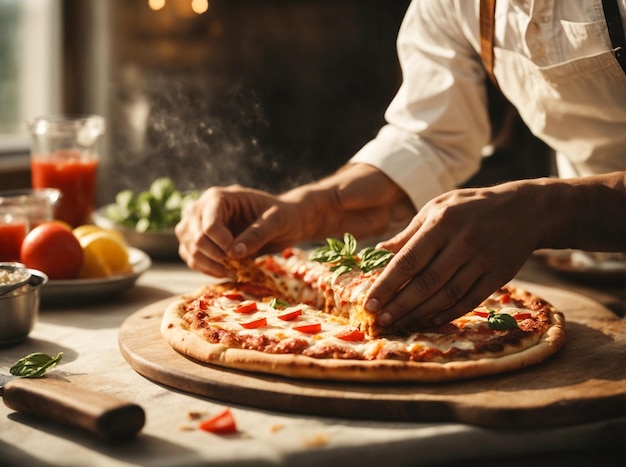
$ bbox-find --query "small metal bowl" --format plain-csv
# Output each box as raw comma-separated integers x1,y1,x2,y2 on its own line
0,265,48,347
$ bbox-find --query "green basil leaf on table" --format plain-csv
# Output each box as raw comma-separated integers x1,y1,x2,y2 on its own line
9,352,63,378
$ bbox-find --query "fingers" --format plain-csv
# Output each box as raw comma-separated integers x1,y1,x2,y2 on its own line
365,212,490,328
176,184,293,275
176,219,234,278
363,216,434,315
175,187,240,275
370,236,473,327
369,232,522,330
392,274,503,330
228,205,281,259
375,222,417,253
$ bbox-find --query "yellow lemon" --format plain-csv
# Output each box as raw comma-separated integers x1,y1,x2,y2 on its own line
73,224,103,239
73,224,125,242
78,230,132,279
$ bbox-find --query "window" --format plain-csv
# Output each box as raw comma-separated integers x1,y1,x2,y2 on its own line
0,0,61,160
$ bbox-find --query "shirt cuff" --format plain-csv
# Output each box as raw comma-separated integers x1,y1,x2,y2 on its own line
349,125,459,210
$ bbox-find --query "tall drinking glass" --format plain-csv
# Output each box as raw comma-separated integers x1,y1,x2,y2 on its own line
27,115,105,227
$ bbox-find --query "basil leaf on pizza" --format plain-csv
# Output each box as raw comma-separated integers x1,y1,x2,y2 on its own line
162,236,565,383
487,310,519,330
310,233,394,280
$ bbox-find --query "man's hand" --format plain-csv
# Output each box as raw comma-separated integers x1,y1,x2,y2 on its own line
364,179,550,329
176,163,415,277
365,172,626,329
175,185,300,277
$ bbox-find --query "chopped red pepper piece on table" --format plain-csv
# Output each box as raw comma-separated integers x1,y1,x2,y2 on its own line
198,408,238,434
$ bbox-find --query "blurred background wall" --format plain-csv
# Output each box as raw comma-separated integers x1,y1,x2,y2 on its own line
61,0,411,202
1,0,551,202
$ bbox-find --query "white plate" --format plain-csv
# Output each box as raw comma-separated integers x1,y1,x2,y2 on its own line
535,249,626,283
92,205,180,261
41,248,152,306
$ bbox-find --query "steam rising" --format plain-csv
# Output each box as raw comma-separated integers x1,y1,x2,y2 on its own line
104,68,319,202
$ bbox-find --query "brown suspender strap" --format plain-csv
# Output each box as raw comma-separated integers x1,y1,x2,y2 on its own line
479,0,498,85
480,0,626,82
602,0,626,73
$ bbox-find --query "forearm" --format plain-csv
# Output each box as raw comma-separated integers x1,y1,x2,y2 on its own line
278,163,415,242
539,172,626,252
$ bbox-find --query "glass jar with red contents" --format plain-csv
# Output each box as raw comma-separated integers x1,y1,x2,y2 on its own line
27,115,105,227
0,202,29,262
0,188,61,230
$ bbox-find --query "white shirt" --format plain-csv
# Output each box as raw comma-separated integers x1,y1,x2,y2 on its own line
350,0,626,210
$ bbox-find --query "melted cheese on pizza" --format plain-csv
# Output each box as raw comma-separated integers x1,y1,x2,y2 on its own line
182,285,549,363
253,248,384,335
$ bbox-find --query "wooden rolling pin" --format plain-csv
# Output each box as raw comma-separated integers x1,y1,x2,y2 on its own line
2,377,145,442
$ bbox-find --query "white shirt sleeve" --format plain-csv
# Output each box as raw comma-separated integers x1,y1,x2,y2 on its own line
350,0,490,210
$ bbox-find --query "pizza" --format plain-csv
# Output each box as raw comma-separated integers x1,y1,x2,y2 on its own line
161,234,566,382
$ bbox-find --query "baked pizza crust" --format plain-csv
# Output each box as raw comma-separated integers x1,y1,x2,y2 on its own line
160,284,566,383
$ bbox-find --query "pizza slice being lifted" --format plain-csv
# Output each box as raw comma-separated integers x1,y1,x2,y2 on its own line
226,233,393,336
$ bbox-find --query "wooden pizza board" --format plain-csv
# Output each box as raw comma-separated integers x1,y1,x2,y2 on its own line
118,281,626,428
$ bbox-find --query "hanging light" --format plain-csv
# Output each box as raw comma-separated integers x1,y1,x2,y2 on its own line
191,0,209,15
147,0,208,15
148,0,166,11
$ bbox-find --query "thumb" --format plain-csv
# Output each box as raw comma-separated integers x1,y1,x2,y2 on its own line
376,216,423,253
228,213,278,258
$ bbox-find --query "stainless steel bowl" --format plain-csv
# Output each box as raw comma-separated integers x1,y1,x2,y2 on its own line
0,266,48,347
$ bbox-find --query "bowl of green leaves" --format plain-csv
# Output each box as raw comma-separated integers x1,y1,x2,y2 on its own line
93,178,199,261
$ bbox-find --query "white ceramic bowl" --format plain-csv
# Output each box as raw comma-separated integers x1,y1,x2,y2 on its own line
92,206,180,261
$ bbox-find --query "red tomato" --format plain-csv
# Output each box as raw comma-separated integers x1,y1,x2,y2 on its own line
198,408,238,434
277,309,302,321
281,247,296,258
20,222,83,280
240,317,267,329
293,323,321,334
223,292,245,301
259,256,285,275
335,329,365,342
234,300,258,314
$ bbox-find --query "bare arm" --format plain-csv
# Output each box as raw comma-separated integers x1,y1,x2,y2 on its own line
365,172,626,330
175,163,414,276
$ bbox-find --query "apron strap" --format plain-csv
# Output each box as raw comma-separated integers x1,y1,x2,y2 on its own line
480,0,626,80
602,0,626,73
479,0,498,85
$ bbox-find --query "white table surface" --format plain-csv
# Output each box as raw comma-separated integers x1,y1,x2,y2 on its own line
1,259,624,467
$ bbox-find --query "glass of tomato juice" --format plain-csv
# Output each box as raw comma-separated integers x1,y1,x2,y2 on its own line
27,115,105,228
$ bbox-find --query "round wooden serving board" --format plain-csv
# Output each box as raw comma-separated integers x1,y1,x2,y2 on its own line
118,281,626,428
